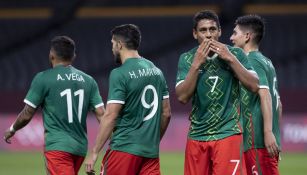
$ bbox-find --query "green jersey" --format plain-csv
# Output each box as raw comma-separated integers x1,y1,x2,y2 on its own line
107,58,169,158
176,46,253,141
241,51,281,151
24,65,103,156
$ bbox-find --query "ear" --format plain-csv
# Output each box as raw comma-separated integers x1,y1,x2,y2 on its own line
193,29,197,40
245,32,251,43
218,28,222,38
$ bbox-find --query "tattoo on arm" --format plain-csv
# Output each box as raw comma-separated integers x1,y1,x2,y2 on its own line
13,105,37,131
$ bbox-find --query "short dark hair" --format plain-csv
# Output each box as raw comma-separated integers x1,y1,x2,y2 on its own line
193,10,221,30
51,36,75,61
111,24,141,50
235,15,265,44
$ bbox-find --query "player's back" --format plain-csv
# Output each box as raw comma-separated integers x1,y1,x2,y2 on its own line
25,65,101,156
108,57,169,158
241,51,281,150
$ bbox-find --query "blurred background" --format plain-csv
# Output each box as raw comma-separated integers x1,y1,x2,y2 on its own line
0,0,307,174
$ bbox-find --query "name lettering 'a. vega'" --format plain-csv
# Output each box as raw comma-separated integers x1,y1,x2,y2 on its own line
57,73,85,82
128,68,161,79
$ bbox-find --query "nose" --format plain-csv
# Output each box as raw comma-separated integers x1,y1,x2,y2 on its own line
205,31,212,39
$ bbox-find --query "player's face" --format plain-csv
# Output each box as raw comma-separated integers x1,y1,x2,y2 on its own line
111,37,121,64
230,25,248,48
193,19,221,44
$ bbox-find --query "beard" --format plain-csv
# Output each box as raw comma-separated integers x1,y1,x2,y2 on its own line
113,51,121,64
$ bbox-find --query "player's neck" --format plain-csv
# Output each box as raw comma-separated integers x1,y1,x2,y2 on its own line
52,60,72,68
244,44,259,54
120,50,141,64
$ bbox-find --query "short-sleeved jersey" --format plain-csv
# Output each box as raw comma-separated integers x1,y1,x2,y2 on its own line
24,65,104,156
241,51,281,151
107,58,169,158
176,46,253,141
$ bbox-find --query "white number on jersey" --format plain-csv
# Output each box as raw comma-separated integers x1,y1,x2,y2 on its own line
209,76,219,92
141,85,158,121
60,89,84,123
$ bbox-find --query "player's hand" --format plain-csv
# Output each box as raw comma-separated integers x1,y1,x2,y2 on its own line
3,128,15,144
264,131,280,157
192,39,212,68
85,151,98,174
209,40,234,62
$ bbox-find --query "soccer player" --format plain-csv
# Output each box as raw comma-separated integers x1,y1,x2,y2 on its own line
176,10,259,175
3,36,105,175
84,24,171,175
230,15,282,175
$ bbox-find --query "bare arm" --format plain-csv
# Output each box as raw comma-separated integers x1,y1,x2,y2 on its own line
259,88,279,157
210,40,259,93
160,99,171,140
3,104,37,144
176,40,211,104
94,106,106,123
85,103,121,174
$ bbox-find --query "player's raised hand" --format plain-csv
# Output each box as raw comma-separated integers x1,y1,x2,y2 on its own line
209,40,234,62
192,39,211,68
3,127,15,144
264,131,280,157
85,151,98,175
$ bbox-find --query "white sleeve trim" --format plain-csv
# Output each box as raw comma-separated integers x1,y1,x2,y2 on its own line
95,103,104,108
24,99,37,108
107,100,125,104
163,95,169,99
175,80,184,87
259,85,269,89
248,70,257,74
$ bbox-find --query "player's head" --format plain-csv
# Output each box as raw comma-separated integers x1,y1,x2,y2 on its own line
49,36,76,64
193,10,221,43
111,24,141,64
230,14,265,48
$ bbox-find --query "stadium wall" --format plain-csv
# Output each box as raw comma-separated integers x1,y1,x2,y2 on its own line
0,113,307,152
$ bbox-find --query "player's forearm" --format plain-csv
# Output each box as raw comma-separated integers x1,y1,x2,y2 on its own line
12,104,36,132
176,64,200,104
92,113,116,154
160,100,171,140
259,89,273,132
228,56,259,93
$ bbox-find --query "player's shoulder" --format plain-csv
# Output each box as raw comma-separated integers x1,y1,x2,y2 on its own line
227,45,245,56
179,47,198,63
72,67,95,81
249,51,273,67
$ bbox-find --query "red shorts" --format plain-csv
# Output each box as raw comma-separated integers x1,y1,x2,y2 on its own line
44,150,84,175
184,134,246,175
101,149,160,175
244,148,279,175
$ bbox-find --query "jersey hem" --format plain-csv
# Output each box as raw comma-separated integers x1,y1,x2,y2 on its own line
109,147,158,158
44,148,86,157
188,132,242,142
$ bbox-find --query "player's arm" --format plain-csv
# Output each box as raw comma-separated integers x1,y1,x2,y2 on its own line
176,40,211,104
85,103,122,174
160,98,171,140
93,106,105,123
210,40,259,93
3,104,37,144
258,88,279,157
